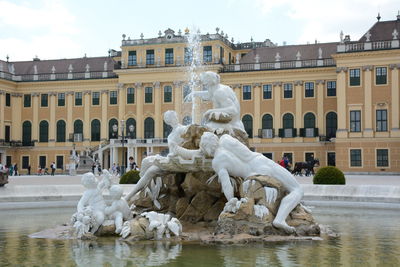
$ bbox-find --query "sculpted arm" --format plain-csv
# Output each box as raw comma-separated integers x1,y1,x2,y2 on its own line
77,192,90,212
204,89,239,118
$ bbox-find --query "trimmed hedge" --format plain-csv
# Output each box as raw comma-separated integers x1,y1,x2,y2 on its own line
119,170,140,184
313,166,346,185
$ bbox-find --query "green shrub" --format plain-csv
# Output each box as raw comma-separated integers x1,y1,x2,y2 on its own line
119,170,140,184
313,166,346,185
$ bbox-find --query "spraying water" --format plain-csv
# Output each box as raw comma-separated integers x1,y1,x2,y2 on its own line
185,28,204,125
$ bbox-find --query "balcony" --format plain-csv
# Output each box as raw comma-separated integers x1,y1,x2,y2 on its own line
278,128,297,138
69,133,83,142
258,128,274,138
299,128,319,137
337,39,399,53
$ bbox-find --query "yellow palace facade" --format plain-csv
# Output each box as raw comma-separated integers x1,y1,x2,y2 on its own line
0,17,399,174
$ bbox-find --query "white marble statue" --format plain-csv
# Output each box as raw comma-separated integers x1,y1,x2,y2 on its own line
72,171,112,236
190,71,245,133
105,185,132,234
178,132,303,233
125,111,189,202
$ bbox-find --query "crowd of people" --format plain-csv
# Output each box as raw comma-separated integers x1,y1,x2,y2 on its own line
92,156,139,176
0,163,19,176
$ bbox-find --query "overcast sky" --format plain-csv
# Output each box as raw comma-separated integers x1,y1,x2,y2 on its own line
0,0,399,61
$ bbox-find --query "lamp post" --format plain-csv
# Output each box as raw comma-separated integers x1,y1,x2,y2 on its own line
113,121,135,175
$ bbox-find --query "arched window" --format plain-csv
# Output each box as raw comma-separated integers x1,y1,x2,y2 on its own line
163,121,172,138
91,119,101,141
56,120,66,142
304,113,316,128
74,120,83,134
326,112,337,139
283,113,294,129
262,114,273,129
182,116,192,126
39,120,49,142
126,118,136,139
242,115,253,138
22,121,32,145
144,117,155,138
109,119,118,139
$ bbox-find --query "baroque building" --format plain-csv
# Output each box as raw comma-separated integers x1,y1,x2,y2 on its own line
0,16,399,174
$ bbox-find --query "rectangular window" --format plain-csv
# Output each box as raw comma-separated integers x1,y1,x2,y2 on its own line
350,149,362,167
5,93,10,106
146,50,154,65
349,68,360,86
145,87,153,103
350,110,361,132
283,83,293,98
262,153,273,160
305,152,315,162
165,48,174,64
22,156,29,169
24,94,31,107
327,81,336,96
39,155,46,169
92,92,100,105
58,93,65,106
220,47,224,63
127,88,135,104
376,149,389,167
164,85,172,102
75,92,82,106
376,109,387,132
56,155,64,169
376,67,387,85
184,48,193,64
263,84,272,99
41,94,48,107
6,156,11,167
110,91,118,105
243,85,251,100
128,51,137,66
304,82,314,97
203,46,212,62
5,125,10,142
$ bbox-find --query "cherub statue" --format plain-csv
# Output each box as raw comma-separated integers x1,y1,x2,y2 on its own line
164,110,188,156
72,171,112,235
105,185,132,234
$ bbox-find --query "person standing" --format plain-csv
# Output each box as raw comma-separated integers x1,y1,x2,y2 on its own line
50,162,56,176
128,156,138,170
13,163,18,176
27,165,31,175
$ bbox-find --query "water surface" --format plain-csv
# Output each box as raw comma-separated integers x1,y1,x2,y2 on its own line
0,206,399,266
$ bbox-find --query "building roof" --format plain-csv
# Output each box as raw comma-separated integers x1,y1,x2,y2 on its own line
0,56,116,75
359,19,400,42
240,42,338,64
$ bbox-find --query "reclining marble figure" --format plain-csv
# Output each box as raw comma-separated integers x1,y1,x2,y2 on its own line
191,71,245,133
177,132,304,234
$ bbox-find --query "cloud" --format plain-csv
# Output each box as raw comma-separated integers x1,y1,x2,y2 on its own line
255,0,399,43
0,0,80,61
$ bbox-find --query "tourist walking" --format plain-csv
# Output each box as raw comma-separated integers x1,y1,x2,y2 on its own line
9,165,13,176
50,162,56,176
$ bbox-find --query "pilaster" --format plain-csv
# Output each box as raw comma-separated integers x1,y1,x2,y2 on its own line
294,81,303,129
154,81,161,138
173,81,182,120
11,93,22,141
31,93,40,142
273,82,282,141
316,80,325,134
336,68,348,138
48,92,57,145
363,65,373,137
117,84,126,122
253,83,261,139
0,91,5,140
83,90,91,142
66,91,74,142
390,64,400,137
101,90,109,140
136,83,143,138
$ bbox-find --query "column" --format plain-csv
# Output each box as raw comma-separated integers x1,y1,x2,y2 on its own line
0,91,5,140
173,81,182,118
135,83,143,138
234,84,241,105
273,82,281,141
118,84,126,122
100,90,109,141
363,66,373,137
253,83,261,140
336,67,348,138
66,91,74,142
316,80,325,135
113,146,119,165
390,64,400,137
31,93,39,142
83,91,91,142
294,81,303,130
11,93,22,141
110,147,114,165
154,82,161,138
48,92,56,145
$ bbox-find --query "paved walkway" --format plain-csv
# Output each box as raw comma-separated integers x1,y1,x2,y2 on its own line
6,173,400,186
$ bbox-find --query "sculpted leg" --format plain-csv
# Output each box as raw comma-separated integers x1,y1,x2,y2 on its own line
272,188,303,233
114,212,123,234
218,168,234,201
124,165,162,202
